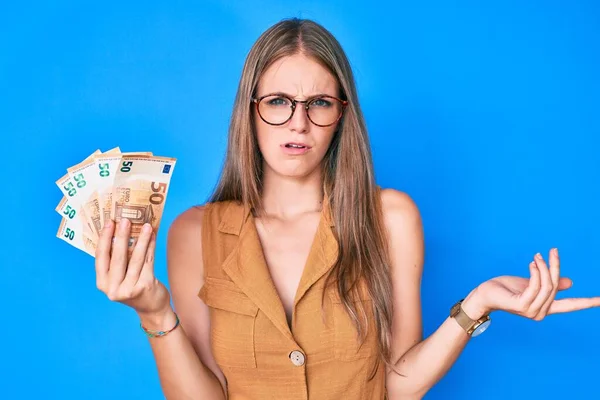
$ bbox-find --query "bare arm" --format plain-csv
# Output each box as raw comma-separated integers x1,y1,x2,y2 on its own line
386,308,478,400
95,208,226,400
381,189,600,399
380,189,479,399
148,206,227,399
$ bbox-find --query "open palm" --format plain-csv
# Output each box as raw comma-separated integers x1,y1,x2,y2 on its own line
478,248,600,321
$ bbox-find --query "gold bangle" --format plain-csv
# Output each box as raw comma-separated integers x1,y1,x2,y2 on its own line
140,313,180,338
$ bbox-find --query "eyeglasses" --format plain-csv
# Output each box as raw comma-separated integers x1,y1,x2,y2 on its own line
251,93,348,127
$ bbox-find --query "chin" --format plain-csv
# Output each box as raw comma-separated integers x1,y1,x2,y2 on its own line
266,162,320,180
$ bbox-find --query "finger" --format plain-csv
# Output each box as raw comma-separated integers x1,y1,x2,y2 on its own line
518,261,541,308
548,297,600,314
528,253,553,314
549,248,560,280
122,223,153,287
538,248,561,317
95,219,115,290
557,277,573,291
136,231,157,288
108,218,131,287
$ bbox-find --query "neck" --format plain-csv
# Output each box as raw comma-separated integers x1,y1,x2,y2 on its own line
259,168,324,220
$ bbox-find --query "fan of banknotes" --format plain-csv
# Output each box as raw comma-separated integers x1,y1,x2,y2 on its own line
55,147,176,257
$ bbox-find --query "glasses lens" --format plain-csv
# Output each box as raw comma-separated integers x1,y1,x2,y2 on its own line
258,95,293,125
307,96,343,126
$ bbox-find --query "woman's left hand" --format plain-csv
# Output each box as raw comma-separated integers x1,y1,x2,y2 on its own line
463,248,600,321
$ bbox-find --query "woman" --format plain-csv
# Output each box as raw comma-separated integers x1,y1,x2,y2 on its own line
94,18,600,399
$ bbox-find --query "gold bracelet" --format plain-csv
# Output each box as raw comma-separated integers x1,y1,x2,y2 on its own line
140,313,180,338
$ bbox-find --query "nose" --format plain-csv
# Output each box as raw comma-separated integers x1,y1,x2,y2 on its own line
288,103,309,134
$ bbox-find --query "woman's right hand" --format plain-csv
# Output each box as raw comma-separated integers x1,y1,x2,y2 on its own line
95,218,172,319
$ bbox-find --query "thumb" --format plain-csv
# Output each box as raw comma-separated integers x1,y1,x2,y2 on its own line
557,277,573,291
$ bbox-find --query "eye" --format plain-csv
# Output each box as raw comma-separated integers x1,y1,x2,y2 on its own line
310,97,333,108
264,96,291,107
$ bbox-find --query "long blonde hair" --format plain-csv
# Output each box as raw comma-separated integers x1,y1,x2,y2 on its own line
210,18,395,376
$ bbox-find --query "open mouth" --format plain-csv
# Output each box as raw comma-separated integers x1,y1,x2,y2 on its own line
281,142,311,154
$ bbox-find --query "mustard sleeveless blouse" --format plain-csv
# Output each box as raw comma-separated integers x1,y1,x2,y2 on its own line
198,199,387,399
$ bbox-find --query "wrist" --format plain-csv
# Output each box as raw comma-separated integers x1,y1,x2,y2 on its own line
137,307,176,331
460,287,490,320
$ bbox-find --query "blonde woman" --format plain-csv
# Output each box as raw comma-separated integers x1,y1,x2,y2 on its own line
94,18,600,400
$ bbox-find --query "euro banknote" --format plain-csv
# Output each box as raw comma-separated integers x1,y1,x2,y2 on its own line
55,148,176,258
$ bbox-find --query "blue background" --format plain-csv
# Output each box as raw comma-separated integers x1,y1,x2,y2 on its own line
2,1,598,399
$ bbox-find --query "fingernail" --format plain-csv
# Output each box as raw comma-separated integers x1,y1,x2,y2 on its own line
535,253,542,259
142,223,152,233
120,218,129,229
553,248,559,255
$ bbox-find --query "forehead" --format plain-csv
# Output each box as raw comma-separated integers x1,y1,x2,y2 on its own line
257,53,338,97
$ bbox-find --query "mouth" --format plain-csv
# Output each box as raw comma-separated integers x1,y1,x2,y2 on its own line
281,142,312,155
282,142,311,150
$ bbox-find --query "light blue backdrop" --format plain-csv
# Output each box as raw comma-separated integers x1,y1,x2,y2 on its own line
2,1,598,399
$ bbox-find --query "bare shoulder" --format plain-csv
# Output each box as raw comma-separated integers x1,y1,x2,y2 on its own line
378,187,424,278
166,206,207,282
168,205,206,246
166,203,207,307
379,188,422,235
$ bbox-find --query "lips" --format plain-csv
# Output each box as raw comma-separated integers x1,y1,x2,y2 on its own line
281,142,312,155
283,142,311,149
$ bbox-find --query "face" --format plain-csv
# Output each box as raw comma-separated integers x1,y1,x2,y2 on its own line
254,53,342,180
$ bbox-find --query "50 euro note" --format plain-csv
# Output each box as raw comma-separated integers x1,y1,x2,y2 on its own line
66,147,121,240
56,210,97,257
94,151,152,231
55,196,96,242
110,154,176,254
67,158,116,241
54,147,119,256
55,149,101,208
55,149,103,244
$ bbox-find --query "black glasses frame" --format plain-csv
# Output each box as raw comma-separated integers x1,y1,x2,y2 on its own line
251,93,349,127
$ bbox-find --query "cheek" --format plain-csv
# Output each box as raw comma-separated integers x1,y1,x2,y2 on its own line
314,129,337,154
255,125,278,155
